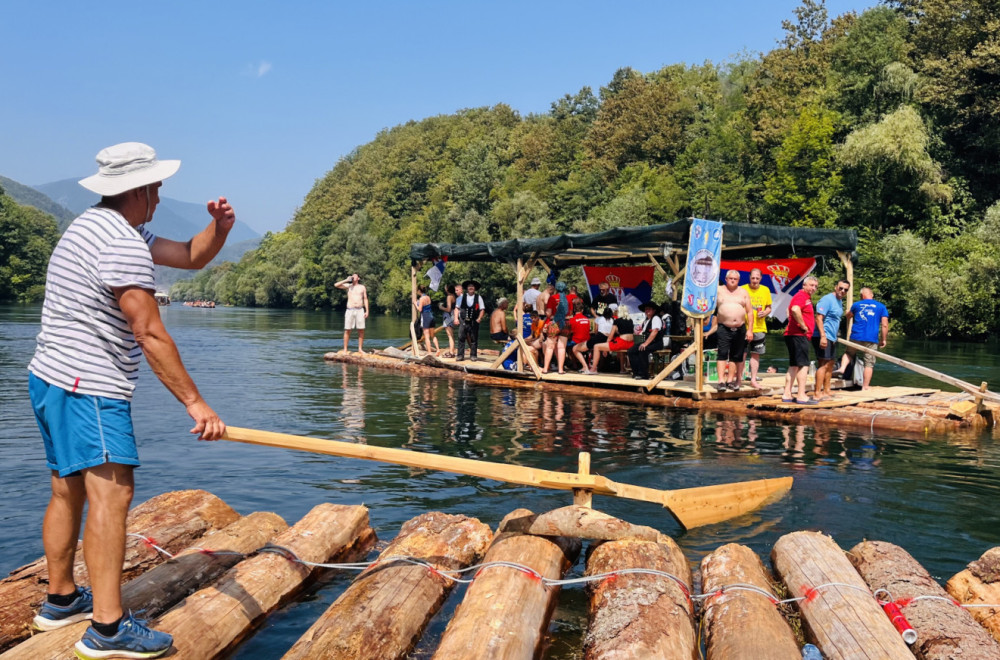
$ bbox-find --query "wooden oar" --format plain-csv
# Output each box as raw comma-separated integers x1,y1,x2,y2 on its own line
837,338,1000,403
222,427,792,529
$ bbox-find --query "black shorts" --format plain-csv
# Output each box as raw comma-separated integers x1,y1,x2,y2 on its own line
717,324,747,361
785,335,811,367
811,336,837,360
586,332,608,350
490,331,510,341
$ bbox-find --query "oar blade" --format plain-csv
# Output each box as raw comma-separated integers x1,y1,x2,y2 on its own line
662,476,793,529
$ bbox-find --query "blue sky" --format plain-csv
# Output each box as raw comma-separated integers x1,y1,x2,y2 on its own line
1,0,877,235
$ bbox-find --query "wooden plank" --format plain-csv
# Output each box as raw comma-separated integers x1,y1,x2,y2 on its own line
410,265,419,357
574,452,592,507
221,427,793,529
839,338,1000,403
516,335,543,380
489,339,517,369
695,321,705,393
646,343,698,392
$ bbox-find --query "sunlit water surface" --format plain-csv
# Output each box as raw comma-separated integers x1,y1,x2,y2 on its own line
2,304,999,658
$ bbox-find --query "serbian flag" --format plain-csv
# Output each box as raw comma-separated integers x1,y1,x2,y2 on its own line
717,258,816,322
582,266,655,312
425,257,447,291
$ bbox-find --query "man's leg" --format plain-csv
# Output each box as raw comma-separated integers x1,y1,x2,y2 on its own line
863,365,874,390
341,330,351,353
796,366,810,402
357,329,365,353
456,323,467,360
468,322,479,359
42,472,86,597
82,463,134,625
815,359,832,397
783,366,798,400
732,360,745,386
749,352,762,386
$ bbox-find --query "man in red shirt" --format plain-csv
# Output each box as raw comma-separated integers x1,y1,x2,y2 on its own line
567,299,592,371
782,276,819,404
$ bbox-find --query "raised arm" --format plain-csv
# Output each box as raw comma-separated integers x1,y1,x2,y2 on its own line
150,197,235,269
114,286,224,440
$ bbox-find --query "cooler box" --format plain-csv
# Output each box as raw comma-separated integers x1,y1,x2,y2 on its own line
703,348,718,383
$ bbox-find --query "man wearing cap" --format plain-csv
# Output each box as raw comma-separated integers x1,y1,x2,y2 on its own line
28,142,234,659
455,280,485,361
522,277,542,311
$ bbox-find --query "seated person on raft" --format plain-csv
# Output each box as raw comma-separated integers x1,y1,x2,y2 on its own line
587,305,634,375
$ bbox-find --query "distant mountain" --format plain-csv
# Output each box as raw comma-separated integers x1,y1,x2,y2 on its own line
33,178,260,243
0,175,76,231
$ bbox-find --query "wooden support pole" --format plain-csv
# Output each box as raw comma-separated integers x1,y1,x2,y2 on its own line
838,251,855,338
695,320,705,394
0,490,239,653
839,338,1000,403
153,504,374,660
772,531,912,659
700,544,799,660
648,255,669,278
574,452,592,507
410,264,420,356
515,258,524,372
3,512,288,660
489,340,518,370
432,509,581,660
516,335,543,380
851,540,1000,658
282,513,491,660
646,342,698,392
976,381,988,413
584,536,695,659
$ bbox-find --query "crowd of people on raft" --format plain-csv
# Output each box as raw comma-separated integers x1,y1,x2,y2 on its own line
409,268,889,395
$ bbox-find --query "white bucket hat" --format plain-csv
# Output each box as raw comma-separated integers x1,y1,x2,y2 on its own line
78,142,180,196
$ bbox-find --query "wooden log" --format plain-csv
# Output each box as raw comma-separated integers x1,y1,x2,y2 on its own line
433,508,582,660
771,531,913,659
946,546,1000,643
700,543,799,660
584,537,696,659
500,505,661,541
1,512,287,660
0,489,238,653
849,541,1000,659
153,503,374,660
282,512,491,660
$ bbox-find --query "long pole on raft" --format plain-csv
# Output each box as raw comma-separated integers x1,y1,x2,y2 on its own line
222,426,793,529
837,338,1000,403
515,258,524,373
838,250,854,338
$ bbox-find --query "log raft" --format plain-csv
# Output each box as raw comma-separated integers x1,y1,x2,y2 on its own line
324,350,994,438
0,489,239,653
850,540,1000,659
700,543,799,660
432,508,582,659
772,531,914,659
7,490,1000,659
281,512,491,660
1,511,288,660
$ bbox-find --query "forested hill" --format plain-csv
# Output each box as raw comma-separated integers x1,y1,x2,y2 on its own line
173,0,1000,339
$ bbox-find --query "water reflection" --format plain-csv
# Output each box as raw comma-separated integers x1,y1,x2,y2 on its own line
341,366,366,443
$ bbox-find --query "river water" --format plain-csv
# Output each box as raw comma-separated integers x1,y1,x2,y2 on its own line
2,304,999,658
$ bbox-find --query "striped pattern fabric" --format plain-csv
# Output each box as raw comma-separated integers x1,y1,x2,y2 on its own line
29,208,157,401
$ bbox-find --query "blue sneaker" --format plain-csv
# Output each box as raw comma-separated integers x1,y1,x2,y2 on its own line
74,612,172,659
33,587,93,631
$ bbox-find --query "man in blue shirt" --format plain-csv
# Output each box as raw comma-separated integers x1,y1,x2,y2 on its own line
813,280,849,399
840,287,890,390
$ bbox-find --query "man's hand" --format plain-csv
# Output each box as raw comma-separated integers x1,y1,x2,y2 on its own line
207,197,236,234
364,309,369,318
820,337,828,348
187,400,225,441
879,338,887,348
745,328,753,341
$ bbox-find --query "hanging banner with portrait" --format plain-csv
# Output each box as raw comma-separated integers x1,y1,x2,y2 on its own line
681,218,723,318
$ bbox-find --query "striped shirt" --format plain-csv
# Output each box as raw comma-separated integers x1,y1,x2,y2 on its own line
29,207,157,401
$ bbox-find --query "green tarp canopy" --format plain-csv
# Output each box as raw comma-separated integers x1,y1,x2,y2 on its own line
410,219,857,266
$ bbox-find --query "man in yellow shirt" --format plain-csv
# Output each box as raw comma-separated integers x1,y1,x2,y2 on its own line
742,268,773,389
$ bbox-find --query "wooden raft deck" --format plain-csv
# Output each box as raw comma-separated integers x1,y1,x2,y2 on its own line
323,349,997,438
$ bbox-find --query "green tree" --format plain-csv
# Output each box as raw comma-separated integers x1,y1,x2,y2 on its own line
763,106,841,227
0,193,59,303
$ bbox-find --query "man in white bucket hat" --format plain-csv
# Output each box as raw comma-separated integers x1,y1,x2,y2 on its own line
28,142,235,659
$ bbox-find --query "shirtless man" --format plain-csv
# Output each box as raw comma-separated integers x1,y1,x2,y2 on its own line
335,273,369,353
715,270,754,391
490,298,512,341
535,283,554,315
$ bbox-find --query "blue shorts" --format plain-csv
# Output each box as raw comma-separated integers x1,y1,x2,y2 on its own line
29,373,140,477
